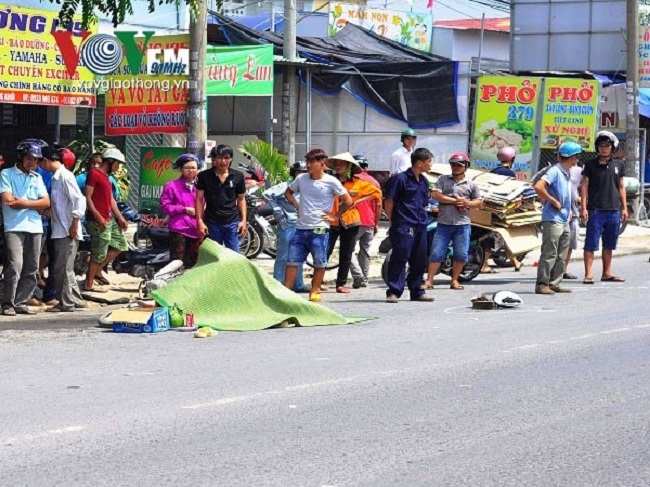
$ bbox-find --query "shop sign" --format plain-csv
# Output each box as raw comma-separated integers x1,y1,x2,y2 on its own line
471,76,541,180
139,146,186,213
104,34,189,136
0,5,97,107
328,2,432,52
205,45,274,96
540,79,599,151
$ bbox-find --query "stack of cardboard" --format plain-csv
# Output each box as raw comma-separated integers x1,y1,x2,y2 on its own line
426,163,542,254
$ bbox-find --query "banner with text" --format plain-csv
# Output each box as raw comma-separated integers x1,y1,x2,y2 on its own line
0,5,97,107
540,79,599,151
328,2,432,52
205,45,274,96
105,34,189,136
471,76,541,180
139,146,185,213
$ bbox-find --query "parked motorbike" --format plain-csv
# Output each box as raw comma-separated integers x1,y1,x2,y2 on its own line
380,205,486,285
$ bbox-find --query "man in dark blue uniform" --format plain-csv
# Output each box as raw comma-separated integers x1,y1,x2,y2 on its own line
383,147,434,303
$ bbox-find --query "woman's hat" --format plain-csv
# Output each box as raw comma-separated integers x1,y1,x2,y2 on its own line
326,152,362,174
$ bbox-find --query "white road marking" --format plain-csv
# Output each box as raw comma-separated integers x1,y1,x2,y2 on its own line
443,305,558,315
3,425,85,445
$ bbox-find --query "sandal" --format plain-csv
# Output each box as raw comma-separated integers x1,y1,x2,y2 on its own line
309,293,322,302
601,276,625,282
583,277,595,284
421,282,434,290
81,284,108,294
480,268,498,274
450,283,465,290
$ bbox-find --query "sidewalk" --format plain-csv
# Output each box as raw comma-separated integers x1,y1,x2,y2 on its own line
2,223,649,329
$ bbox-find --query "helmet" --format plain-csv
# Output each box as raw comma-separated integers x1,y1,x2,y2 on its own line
557,141,582,158
15,141,43,159
595,130,619,150
492,290,523,308
101,147,126,163
60,148,76,170
497,146,516,162
353,154,369,169
448,152,471,167
290,160,307,178
174,153,200,170
400,128,417,143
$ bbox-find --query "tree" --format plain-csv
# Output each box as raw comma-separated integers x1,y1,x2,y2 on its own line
48,0,215,27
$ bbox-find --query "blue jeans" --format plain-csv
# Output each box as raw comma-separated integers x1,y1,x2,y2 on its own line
584,210,621,251
274,224,307,291
429,223,471,263
207,221,240,252
287,229,329,268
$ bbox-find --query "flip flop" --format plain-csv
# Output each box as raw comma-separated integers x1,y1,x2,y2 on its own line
82,284,108,294
480,268,498,274
421,282,434,290
601,276,625,282
583,278,595,284
450,283,465,290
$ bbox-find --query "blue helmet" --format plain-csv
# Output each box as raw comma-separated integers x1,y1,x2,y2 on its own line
557,141,582,158
15,141,43,159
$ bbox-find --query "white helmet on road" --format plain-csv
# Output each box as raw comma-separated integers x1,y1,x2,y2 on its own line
492,290,523,308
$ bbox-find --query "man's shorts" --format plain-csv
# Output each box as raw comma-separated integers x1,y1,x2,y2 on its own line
287,228,329,268
568,217,578,251
87,218,128,263
584,210,620,252
429,223,471,263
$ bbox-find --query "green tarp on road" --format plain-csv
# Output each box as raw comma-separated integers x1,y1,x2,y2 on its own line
151,240,350,331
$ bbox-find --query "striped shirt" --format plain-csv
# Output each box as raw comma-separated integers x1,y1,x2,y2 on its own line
50,165,86,240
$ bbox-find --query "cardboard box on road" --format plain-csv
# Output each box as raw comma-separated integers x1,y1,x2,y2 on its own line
112,308,170,333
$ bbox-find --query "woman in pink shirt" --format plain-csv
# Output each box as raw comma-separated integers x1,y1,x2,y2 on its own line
159,154,204,268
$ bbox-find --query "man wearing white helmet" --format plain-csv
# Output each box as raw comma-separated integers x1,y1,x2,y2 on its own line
83,147,129,292
581,130,627,284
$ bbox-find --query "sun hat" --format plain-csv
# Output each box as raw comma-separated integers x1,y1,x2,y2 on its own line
326,152,362,174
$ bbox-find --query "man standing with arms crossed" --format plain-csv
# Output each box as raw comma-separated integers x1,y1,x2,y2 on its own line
1,141,50,316
581,131,627,284
532,142,581,295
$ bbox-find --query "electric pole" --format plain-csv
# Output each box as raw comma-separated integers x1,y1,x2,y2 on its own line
626,0,639,179
282,0,297,164
186,1,208,159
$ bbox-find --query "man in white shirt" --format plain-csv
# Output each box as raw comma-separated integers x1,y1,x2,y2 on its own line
39,147,88,312
389,128,417,176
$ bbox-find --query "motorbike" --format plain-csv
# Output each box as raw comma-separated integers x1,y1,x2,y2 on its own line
380,205,486,286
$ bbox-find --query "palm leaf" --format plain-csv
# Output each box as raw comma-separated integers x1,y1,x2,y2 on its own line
239,141,290,185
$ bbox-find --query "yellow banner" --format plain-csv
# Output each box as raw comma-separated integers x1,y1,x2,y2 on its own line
0,5,97,107
540,79,599,151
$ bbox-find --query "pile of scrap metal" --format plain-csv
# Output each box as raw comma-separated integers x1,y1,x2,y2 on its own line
426,163,542,255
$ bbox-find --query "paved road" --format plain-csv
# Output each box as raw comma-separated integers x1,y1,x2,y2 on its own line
1,253,649,486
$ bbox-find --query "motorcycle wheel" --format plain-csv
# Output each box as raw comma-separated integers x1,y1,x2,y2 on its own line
458,244,485,283
245,222,265,259
492,251,528,268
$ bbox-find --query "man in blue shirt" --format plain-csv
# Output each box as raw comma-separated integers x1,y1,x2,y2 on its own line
383,147,435,303
532,141,581,295
0,142,50,315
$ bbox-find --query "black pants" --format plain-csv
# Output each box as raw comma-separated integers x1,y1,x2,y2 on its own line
327,225,359,288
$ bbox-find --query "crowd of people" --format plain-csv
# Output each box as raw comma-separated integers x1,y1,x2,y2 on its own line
278,129,628,304
0,128,628,315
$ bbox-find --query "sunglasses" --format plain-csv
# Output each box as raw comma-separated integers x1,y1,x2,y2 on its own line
450,162,466,167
